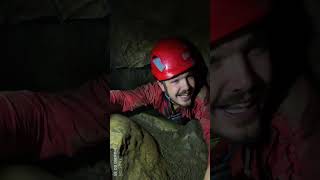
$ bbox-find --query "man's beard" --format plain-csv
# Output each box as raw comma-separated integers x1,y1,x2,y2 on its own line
212,82,269,143
170,88,194,106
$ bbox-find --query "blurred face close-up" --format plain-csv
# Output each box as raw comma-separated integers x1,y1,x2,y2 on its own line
210,32,271,143
159,71,195,108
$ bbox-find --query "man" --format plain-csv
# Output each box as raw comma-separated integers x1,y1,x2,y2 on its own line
0,38,210,179
0,75,110,160
210,0,320,179
110,38,211,179
0,75,111,179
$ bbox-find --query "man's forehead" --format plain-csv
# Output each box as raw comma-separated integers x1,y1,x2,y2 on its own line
211,33,254,56
167,71,191,81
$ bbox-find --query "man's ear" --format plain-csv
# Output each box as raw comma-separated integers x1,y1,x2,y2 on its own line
157,81,165,92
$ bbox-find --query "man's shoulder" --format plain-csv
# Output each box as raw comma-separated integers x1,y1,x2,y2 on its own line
111,81,161,93
139,82,163,94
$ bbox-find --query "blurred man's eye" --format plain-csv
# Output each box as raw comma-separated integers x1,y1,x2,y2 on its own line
210,56,223,70
171,79,179,84
210,50,219,64
210,56,217,64
247,47,267,58
245,37,268,58
187,76,195,81
210,49,225,69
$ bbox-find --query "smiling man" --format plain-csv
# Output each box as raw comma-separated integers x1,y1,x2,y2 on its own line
211,0,320,179
211,31,270,143
159,71,195,108
110,38,210,179
111,38,210,140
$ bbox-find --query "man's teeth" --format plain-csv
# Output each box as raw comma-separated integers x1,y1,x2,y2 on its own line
224,101,252,114
224,108,247,114
179,93,190,97
228,101,251,109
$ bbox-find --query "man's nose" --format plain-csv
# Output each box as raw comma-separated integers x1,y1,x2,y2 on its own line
230,54,254,92
181,77,191,90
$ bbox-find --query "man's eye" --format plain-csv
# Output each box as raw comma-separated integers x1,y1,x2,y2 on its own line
187,76,194,81
210,56,220,64
171,79,179,84
247,47,267,58
210,50,219,64
210,56,223,70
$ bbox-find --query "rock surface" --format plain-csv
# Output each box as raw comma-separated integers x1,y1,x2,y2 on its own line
110,0,209,69
110,112,207,180
110,114,169,180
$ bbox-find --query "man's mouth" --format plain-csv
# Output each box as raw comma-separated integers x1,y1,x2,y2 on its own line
178,92,192,101
216,95,258,115
223,98,256,114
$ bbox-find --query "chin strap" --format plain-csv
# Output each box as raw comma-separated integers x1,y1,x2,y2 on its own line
161,81,187,124
161,81,175,105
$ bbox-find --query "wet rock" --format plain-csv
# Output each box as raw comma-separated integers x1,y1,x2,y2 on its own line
110,114,169,180
132,112,207,180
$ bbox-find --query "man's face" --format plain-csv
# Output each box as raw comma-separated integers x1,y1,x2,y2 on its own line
210,32,271,143
159,71,196,107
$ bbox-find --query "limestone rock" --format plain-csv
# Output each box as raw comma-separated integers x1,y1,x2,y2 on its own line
131,112,208,180
110,0,209,69
110,114,168,180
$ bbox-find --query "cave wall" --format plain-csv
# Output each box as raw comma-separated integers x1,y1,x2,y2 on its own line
1,0,109,91
109,0,210,89
110,0,210,68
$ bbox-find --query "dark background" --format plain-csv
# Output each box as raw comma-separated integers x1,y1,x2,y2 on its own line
0,0,110,179
0,0,109,91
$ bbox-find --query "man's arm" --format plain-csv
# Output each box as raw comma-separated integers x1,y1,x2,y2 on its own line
193,86,211,180
110,82,163,112
194,97,210,162
0,75,110,160
193,86,210,145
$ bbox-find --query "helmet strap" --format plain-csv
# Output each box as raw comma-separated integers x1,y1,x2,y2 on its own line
162,81,171,101
161,81,177,112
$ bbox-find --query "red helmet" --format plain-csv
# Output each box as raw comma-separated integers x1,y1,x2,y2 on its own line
210,0,269,44
150,39,195,81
